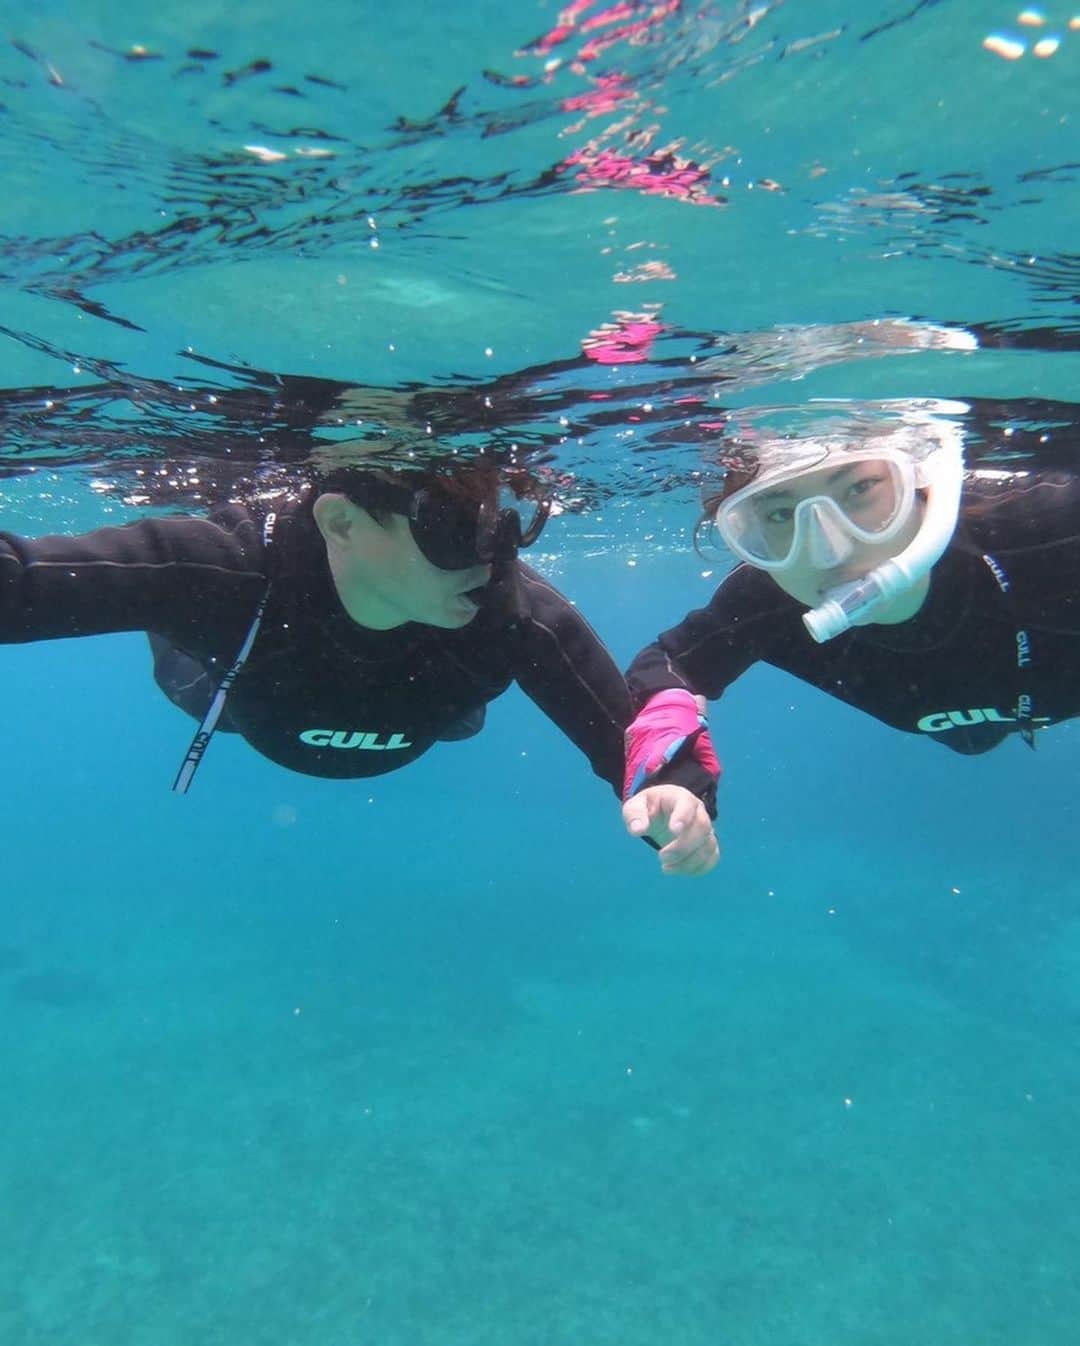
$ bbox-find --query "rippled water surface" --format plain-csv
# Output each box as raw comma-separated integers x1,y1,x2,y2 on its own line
3,0,1078,518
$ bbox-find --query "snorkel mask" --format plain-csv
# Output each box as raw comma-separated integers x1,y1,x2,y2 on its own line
714,414,966,642
404,485,551,571
339,475,551,570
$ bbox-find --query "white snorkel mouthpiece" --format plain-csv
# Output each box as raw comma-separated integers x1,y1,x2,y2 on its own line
802,414,966,643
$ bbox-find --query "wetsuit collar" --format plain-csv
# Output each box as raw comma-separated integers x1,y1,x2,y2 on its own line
854,544,976,654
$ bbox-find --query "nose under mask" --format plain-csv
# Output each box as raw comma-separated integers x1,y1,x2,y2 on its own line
803,501,856,569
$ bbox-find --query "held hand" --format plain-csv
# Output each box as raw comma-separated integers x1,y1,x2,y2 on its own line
622,784,719,877
623,690,719,800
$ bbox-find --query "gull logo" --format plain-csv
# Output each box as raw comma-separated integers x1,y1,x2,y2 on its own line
982,554,1009,592
299,729,413,750
917,708,1051,733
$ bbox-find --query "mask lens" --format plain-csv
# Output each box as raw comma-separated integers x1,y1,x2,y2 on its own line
717,494,795,565
717,455,912,568
832,460,906,534
446,495,552,568
405,486,553,570
410,490,485,570
518,497,552,548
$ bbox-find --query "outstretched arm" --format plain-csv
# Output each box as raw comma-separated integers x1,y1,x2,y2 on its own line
509,563,631,795
621,566,784,875
621,688,720,877
0,508,266,653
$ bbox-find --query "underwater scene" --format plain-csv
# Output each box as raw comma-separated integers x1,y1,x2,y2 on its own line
2,2,1080,1342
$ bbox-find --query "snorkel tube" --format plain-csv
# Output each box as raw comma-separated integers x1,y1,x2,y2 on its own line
802,423,966,643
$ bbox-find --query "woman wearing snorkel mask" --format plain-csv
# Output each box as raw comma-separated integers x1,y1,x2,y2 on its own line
0,459,715,872
621,413,1080,862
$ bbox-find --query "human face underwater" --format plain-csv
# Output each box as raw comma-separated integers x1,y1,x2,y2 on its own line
715,452,930,620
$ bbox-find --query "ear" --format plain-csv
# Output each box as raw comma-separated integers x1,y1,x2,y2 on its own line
312,492,360,549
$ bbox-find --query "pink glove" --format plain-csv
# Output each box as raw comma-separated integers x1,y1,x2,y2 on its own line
623,689,721,801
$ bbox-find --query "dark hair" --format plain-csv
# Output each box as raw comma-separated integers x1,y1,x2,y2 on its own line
315,458,540,520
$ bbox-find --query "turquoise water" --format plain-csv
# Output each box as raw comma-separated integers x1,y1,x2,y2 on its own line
3,2,1080,1342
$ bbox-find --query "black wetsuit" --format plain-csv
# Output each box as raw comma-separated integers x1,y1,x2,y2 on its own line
0,493,630,788
628,470,1080,756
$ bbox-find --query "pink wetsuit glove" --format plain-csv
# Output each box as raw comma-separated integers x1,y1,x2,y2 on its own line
623,689,721,801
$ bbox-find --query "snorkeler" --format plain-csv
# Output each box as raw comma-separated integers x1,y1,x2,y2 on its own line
0,461,716,875
622,410,1080,854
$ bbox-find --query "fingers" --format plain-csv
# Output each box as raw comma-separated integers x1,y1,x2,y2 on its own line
623,786,720,875
659,822,719,876
656,789,719,876
622,792,655,838
665,788,701,837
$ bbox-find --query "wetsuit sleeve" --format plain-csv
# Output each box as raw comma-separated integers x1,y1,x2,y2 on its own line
0,510,267,649
622,566,794,807
626,564,782,709
509,565,632,796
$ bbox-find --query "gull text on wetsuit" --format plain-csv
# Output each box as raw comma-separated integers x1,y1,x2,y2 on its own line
299,729,414,750
916,707,1051,733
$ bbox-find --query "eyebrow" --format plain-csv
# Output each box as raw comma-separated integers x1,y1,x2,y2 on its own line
757,463,863,503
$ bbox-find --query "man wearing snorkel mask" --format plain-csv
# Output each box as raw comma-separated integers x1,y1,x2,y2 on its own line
0,461,716,874
621,412,1080,862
